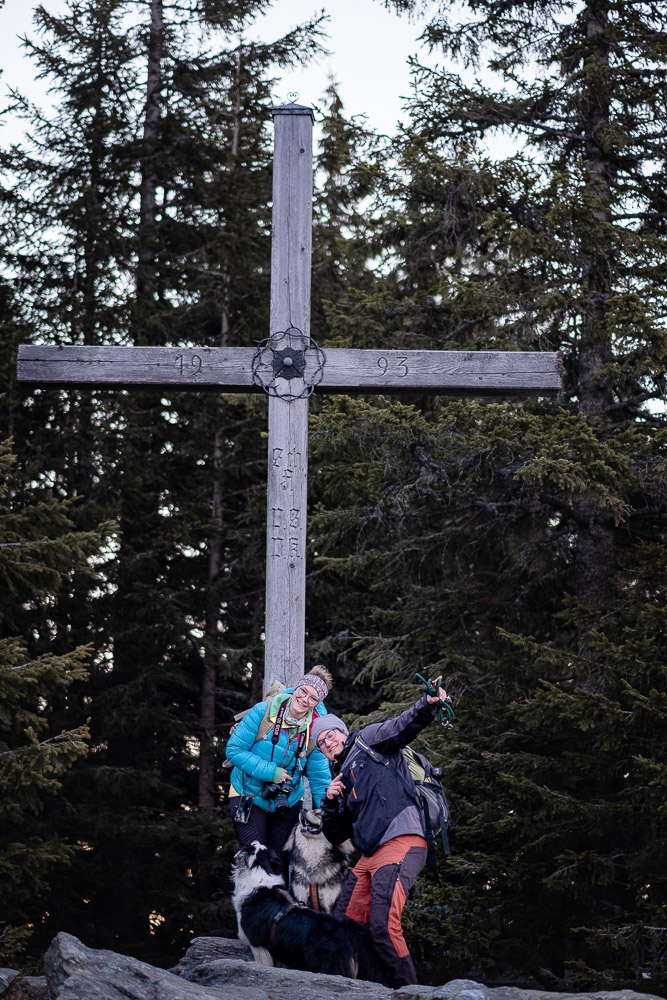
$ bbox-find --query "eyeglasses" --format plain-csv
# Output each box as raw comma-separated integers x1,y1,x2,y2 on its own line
316,730,341,750
294,685,320,706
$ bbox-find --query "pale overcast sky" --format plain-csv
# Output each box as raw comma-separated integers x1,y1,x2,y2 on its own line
0,0,432,142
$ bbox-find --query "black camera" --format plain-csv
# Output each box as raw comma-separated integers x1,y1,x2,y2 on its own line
261,776,292,808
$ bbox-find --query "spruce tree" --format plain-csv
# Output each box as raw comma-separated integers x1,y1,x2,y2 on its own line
1,0,328,963
1,0,138,688
307,0,667,989
0,436,108,968
304,83,392,712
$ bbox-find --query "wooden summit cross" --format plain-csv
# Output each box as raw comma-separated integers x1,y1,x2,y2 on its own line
17,102,561,695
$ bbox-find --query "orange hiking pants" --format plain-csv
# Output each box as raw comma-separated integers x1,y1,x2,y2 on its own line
333,834,427,986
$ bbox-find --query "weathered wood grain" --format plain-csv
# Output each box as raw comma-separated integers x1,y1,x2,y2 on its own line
18,344,562,395
16,344,258,390
269,106,313,342
264,395,309,692
263,106,313,692
317,348,562,394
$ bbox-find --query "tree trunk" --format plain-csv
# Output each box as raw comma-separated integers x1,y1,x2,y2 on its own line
109,0,165,767
578,1,613,418
136,0,163,314
198,45,242,813
576,1,616,610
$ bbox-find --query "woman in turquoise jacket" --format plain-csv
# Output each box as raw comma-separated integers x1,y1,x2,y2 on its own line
226,665,332,853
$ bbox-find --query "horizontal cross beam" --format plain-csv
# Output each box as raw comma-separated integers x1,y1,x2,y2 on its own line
17,344,562,395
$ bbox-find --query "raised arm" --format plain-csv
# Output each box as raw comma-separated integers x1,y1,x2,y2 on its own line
363,678,449,755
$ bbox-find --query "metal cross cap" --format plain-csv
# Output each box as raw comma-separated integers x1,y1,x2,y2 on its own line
17,101,562,694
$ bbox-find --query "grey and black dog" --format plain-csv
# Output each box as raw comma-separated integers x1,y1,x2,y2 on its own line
284,808,354,913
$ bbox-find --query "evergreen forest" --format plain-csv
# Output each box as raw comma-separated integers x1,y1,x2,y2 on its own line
0,0,665,992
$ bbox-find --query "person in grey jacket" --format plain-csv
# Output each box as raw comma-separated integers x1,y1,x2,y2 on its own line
311,679,449,987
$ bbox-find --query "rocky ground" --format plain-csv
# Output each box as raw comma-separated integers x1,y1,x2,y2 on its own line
0,935,664,1000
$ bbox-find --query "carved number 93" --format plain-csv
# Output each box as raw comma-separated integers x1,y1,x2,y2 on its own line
375,355,408,378
175,353,203,377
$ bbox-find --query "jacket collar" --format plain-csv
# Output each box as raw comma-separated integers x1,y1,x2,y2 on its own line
333,728,361,770
268,691,311,732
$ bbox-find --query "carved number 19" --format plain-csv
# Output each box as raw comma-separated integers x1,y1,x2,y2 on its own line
175,353,203,376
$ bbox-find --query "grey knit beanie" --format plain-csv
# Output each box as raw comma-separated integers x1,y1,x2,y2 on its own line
310,714,349,745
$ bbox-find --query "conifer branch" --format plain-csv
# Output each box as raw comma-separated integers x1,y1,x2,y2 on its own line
0,730,88,759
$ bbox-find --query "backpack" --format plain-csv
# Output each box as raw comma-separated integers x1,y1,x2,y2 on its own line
354,736,451,875
401,745,451,854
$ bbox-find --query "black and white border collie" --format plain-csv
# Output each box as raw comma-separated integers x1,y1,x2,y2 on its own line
231,840,389,983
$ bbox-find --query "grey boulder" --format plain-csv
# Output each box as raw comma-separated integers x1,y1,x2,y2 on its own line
16,932,665,1000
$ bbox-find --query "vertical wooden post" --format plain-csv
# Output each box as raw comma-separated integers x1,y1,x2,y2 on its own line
263,105,314,694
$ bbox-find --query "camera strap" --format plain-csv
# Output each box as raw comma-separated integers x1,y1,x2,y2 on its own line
285,729,308,773
271,697,289,744
269,697,290,762
269,697,307,767
293,730,307,761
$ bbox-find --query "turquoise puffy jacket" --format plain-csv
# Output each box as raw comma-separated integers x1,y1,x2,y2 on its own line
226,690,332,813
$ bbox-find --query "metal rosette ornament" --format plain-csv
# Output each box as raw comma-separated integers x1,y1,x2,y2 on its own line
252,328,326,401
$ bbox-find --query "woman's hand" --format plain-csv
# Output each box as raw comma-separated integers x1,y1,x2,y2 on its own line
426,675,449,704
326,776,345,800
276,769,289,783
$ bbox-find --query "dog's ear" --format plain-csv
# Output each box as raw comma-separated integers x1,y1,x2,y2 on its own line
266,846,282,872
251,843,282,875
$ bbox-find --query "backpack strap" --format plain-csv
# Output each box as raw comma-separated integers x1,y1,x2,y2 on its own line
355,736,420,801
303,707,321,759
256,699,319,756
253,704,274,744
224,696,318,771
417,781,451,856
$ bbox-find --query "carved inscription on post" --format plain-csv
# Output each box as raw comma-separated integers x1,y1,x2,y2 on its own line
269,455,303,563
264,394,309,687
270,505,284,558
